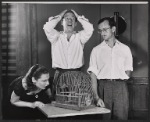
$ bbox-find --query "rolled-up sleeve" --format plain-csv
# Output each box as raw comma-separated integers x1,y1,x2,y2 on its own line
87,48,99,77
43,15,61,44
124,47,133,71
78,15,94,44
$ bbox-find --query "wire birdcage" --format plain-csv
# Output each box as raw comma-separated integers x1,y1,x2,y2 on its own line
54,71,94,111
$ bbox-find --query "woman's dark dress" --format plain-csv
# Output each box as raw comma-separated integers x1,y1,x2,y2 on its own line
8,76,51,120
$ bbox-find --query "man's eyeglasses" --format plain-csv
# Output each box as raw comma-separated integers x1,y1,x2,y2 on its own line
98,27,111,34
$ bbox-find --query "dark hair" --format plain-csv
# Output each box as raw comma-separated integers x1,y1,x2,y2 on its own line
98,17,116,28
25,64,49,92
62,10,77,22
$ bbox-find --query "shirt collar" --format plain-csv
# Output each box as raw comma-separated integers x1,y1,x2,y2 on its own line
102,39,120,47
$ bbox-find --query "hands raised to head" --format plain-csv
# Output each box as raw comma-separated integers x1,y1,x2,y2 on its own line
59,9,68,18
58,9,80,20
71,9,79,18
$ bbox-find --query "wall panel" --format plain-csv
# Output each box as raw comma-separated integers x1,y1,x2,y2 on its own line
15,4,31,75
128,78,149,119
131,4,148,77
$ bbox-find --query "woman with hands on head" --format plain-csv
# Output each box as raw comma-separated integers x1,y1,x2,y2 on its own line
8,64,51,119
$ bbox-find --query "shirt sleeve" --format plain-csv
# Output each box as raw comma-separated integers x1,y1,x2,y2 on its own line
13,79,25,97
78,15,94,44
43,15,61,44
87,48,99,77
124,46,133,71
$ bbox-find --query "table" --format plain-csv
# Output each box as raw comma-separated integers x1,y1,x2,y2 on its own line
38,103,111,119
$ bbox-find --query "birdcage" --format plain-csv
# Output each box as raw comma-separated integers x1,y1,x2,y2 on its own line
53,71,94,111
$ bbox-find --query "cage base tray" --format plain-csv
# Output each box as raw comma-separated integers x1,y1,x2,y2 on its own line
53,102,95,111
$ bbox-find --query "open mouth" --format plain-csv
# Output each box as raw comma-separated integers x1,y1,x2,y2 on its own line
67,21,73,26
67,23,72,26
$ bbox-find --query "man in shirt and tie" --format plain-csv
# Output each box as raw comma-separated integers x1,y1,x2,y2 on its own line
88,17,133,120
43,10,94,100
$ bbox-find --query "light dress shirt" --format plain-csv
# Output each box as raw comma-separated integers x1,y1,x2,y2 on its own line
88,40,133,80
43,15,94,69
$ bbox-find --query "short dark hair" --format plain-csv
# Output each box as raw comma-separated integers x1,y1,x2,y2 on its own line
62,10,77,22
98,17,116,28
25,64,49,92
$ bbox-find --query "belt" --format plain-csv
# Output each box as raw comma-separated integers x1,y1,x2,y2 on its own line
100,79,127,82
56,68,81,72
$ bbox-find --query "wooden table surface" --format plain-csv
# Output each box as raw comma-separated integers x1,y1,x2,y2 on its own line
38,103,111,118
